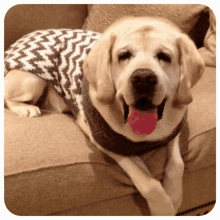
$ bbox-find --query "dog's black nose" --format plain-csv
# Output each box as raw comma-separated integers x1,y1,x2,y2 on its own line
130,68,158,94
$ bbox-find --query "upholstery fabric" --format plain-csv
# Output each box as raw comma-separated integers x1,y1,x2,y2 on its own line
198,8,216,67
4,66,216,215
4,4,88,51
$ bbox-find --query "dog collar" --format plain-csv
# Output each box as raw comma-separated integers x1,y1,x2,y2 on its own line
82,76,187,155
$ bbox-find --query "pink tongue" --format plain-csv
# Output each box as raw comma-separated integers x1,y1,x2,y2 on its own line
127,107,158,135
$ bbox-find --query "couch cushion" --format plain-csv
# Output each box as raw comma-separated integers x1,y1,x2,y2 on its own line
4,109,138,215
198,9,216,67
83,4,207,35
4,4,88,50
4,66,215,215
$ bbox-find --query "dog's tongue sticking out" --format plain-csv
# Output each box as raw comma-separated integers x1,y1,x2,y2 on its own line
127,107,158,135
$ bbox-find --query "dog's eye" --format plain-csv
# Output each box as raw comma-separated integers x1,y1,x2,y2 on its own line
118,50,132,62
157,52,171,63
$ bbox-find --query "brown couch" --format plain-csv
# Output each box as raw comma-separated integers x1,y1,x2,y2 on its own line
4,4,216,216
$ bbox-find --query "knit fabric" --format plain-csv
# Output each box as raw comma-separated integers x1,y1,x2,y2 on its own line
4,29,101,118
82,77,187,155
4,29,186,155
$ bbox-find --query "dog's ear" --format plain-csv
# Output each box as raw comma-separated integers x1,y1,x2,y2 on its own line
176,34,205,105
83,33,116,103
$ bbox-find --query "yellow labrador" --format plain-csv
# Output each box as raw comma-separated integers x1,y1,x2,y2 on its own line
4,17,204,215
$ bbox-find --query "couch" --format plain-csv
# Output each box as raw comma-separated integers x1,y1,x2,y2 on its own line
4,4,216,216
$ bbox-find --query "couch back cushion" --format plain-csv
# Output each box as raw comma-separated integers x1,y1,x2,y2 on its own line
198,9,216,66
83,4,208,45
4,4,88,50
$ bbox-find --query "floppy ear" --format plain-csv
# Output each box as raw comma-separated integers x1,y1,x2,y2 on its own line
176,34,205,105
82,33,116,103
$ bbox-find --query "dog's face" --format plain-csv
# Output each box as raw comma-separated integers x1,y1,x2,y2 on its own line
111,26,181,121
83,17,204,141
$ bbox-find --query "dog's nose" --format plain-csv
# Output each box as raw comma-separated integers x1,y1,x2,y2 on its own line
130,68,158,94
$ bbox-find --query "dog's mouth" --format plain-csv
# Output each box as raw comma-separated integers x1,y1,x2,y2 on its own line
123,97,167,125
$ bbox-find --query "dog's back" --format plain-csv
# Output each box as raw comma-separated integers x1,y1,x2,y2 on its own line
4,29,100,118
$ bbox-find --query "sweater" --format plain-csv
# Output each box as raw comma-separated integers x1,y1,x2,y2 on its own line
4,29,101,119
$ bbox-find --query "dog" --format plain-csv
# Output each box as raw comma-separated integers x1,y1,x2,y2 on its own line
4,17,204,215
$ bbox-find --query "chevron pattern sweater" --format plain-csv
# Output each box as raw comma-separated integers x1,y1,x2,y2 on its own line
4,29,101,118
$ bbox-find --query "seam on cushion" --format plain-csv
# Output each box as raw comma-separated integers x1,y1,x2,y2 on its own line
177,200,216,216
205,28,215,43
184,164,216,174
4,161,125,178
182,127,216,148
48,192,138,216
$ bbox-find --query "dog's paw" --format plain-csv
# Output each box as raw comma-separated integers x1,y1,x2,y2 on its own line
13,105,41,117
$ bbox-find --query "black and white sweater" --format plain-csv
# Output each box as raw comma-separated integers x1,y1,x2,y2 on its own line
4,29,101,119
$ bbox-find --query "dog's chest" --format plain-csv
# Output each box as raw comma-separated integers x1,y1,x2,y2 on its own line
4,29,101,118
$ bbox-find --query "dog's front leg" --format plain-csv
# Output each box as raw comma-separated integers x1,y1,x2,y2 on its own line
94,142,175,216
162,134,184,214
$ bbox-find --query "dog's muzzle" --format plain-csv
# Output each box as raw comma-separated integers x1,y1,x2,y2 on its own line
124,68,166,122
130,68,158,95
130,68,162,111
130,68,158,111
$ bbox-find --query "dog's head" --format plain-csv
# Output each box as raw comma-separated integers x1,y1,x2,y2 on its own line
83,17,204,137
